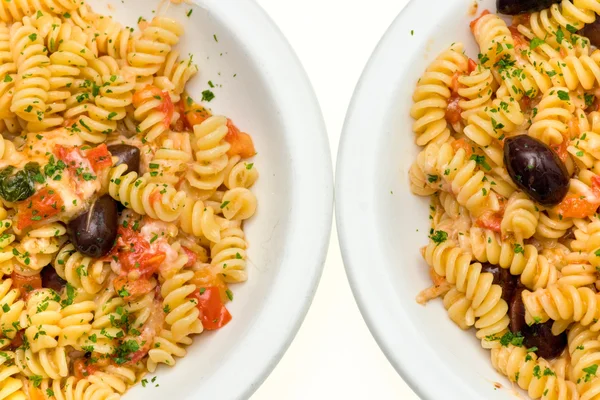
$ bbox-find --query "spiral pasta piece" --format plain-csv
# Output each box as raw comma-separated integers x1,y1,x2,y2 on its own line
410,42,468,146
24,289,62,353
0,279,25,340
107,164,186,222
457,66,495,115
147,138,191,185
186,116,231,199
95,15,131,61
471,13,515,72
463,96,525,147
0,0,79,24
58,300,95,348
501,192,540,242
491,345,578,399
567,323,600,399
220,187,257,221
15,346,68,379
147,329,190,373
536,211,574,240
529,87,576,146
211,223,248,283
38,376,121,400
13,223,67,276
9,22,50,122
179,198,221,243
124,17,183,79
570,131,600,173
0,353,25,400
157,50,198,96
54,244,111,295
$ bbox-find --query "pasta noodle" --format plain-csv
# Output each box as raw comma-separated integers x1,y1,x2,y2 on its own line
409,5,600,399
0,1,259,397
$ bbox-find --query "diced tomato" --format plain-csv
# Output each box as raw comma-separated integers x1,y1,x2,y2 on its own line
10,329,24,348
85,144,112,172
556,176,600,218
470,9,490,32
182,246,197,268
11,272,42,295
191,287,232,330
113,275,155,301
109,226,165,278
445,95,462,125
551,139,569,163
450,71,462,95
476,211,503,233
74,358,99,380
508,26,528,50
133,85,174,127
27,384,45,400
225,119,256,159
451,138,473,158
180,96,212,129
16,187,63,230
468,58,477,73
191,268,228,303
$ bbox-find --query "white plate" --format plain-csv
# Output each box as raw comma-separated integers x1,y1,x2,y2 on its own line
336,0,521,399
87,0,333,398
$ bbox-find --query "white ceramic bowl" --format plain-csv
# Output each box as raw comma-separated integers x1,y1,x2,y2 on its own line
337,0,521,399
87,0,333,398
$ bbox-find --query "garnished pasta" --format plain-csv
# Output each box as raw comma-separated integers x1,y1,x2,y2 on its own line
409,4,600,399
0,1,258,398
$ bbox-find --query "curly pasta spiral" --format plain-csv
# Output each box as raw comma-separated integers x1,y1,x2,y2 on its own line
15,346,68,379
501,192,540,242
179,198,221,243
491,345,578,399
463,96,525,147
529,87,575,146
38,376,121,400
107,164,186,222
58,300,95,348
9,22,50,122
0,279,25,340
147,138,191,185
0,353,25,400
211,223,248,283
457,66,495,114
220,187,257,221
13,223,67,276
147,329,190,373
471,13,515,71
536,211,574,240
567,323,600,398
422,240,510,339
54,243,111,295
157,50,198,96
124,17,183,79
0,0,79,24
95,15,131,62
410,42,468,146
470,227,560,290
25,289,62,353
186,115,231,199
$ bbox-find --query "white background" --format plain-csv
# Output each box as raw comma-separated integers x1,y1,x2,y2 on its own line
251,1,419,398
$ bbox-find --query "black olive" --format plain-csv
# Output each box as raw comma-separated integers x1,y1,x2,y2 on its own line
107,144,140,175
497,0,561,15
480,263,518,304
509,287,566,359
578,20,600,49
41,265,67,293
68,195,118,258
504,135,570,206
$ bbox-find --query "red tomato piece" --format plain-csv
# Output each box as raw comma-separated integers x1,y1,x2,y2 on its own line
10,329,24,348
508,26,528,50
16,187,63,230
468,58,477,73
192,287,232,330
180,97,212,129
556,176,600,218
451,138,473,158
133,85,174,127
74,358,99,380
113,275,155,301
109,226,165,278
182,246,198,268
470,9,490,32
85,144,112,172
445,96,462,125
475,211,502,233
11,271,42,295
225,119,256,159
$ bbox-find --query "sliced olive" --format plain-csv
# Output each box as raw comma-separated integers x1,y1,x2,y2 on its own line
68,195,118,258
107,144,140,175
497,0,561,15
41,265,67,293
504,135,570,206
509,287,566,359
481,263,518,304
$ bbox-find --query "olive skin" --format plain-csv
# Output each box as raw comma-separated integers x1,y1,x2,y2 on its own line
497,0,561,15
481,263,518,304
107,144,140,175
578,20,600,49
68,195,118,258
509,287,567,359
504,135,570,206
41,266,67,293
